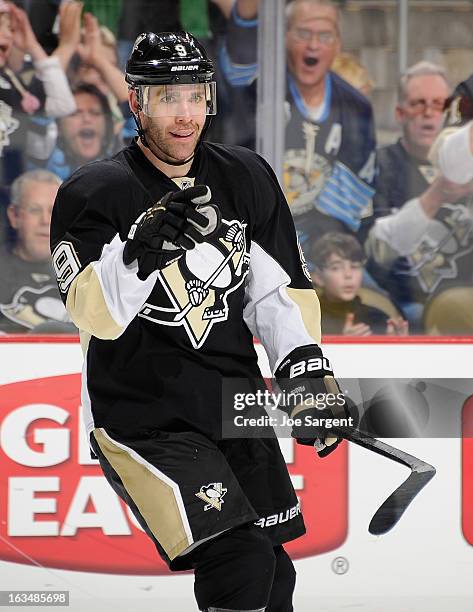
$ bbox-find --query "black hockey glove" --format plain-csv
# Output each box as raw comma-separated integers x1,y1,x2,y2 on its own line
275,344,353,457
123,185,221,280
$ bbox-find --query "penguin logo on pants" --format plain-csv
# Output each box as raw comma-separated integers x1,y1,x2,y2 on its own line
195,482,228,511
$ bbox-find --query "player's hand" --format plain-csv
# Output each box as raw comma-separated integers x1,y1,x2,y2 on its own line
342,313,372,336
275,345,355,457
123,185,221,280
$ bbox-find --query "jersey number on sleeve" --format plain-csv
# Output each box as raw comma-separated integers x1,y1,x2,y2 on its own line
52,241,81,293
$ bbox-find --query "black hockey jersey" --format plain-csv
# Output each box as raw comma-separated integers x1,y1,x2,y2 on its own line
284,72,376,229
372,140,436,217
50,141,321,439
220,9,376,264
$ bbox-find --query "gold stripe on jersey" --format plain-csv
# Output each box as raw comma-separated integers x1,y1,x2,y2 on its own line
93,428,193,560
286,287,322,344
66,264,123,339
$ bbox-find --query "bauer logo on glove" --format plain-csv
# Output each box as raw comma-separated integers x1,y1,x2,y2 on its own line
275,344,355,457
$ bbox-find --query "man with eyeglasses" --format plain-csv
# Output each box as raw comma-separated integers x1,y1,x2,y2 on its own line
366,61,473,332
221,0,376,264
0,169,70,333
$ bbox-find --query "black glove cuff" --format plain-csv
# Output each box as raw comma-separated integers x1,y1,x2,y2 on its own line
275,344,333,380
274,345,340,418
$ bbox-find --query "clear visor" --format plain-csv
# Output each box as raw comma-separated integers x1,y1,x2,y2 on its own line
140,82,217,118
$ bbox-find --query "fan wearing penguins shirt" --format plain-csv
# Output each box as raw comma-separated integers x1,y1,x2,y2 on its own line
0,169,70,333
220,0,377,260
50,31,352,612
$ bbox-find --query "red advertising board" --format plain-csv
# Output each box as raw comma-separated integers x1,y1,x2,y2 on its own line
0,374,347,574
462,395,473,546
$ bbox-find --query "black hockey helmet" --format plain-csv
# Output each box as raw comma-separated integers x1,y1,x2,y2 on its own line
125,31,215,86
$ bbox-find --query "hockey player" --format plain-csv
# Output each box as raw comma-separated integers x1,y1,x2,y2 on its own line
50,31,350,612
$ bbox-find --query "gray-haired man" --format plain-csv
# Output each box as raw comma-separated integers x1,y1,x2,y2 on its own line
366,61,473,331
0,169,70,332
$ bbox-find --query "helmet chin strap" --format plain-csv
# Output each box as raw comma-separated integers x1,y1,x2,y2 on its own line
132,111,195,167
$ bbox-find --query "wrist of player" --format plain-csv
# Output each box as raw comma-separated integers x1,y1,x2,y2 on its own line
275,344,349,457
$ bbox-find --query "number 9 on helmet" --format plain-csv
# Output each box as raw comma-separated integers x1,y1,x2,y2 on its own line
126,31,217,118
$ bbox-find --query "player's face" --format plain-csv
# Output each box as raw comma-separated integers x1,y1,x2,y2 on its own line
286,2,340,90
60,92,107,162
313,254,363,302
131,85,207,164
0,11,13,68
396,74,450,158
7,181,58,262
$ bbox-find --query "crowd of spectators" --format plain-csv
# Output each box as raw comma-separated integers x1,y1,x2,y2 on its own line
0,0,471,335
223,0,473,336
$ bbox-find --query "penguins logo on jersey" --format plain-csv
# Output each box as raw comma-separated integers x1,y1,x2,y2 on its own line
0,284,69,330
284,122,332,217
405,203,473,293
0,100,19,155
195,482,227,512
139,218,250,349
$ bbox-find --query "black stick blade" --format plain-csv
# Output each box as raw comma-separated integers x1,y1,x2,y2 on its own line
334,428,437,535
368,465,436,535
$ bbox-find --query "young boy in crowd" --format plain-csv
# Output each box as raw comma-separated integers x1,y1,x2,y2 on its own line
311,232,408,336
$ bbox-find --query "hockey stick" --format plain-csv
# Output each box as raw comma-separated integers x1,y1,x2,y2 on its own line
334,427,436,535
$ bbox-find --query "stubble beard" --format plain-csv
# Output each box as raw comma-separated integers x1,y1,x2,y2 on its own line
145,121,201,164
